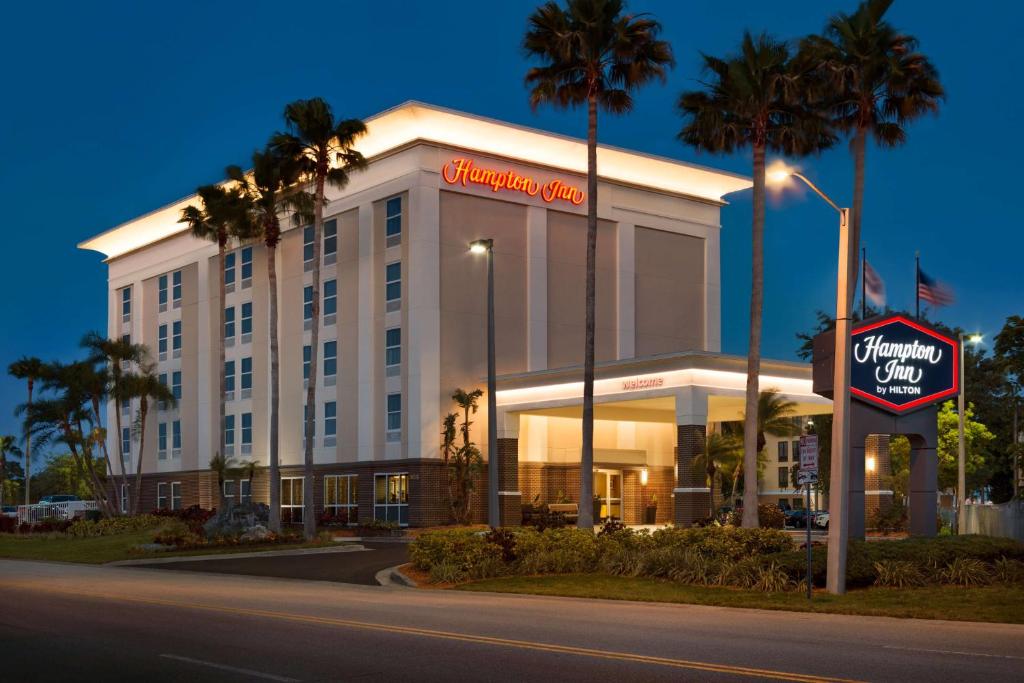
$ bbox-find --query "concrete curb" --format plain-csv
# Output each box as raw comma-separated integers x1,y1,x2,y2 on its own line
107,543,367,566
376,563,417,587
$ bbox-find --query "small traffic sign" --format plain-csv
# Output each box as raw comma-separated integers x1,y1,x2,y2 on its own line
796,470,818,486
799,434,819,472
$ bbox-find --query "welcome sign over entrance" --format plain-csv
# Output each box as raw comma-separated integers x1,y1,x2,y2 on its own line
850,316,958,413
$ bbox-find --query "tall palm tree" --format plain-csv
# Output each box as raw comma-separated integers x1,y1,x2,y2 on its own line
272,98,367,540
753,389,802,454
8,356,43,506
228,147,306,533
121,363,176,514
179,184,251,495
799,0,943,290
0,435,23,507
524,0,673,529
679,33,834,528
691,432,742,518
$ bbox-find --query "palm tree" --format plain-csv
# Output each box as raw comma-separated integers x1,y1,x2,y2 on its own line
228,146,305,533
800,0,943,287
679,33,834,528
753,389,802,454
691,432,742,519
272,98,367,540
121,363,176,514
8,356,43,506
179,184,251,490
524,0,673,529
0,436,23,507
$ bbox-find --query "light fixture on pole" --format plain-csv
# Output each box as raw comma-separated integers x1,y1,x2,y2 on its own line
768,161,852,595
470,238,499,528
956,332,983,533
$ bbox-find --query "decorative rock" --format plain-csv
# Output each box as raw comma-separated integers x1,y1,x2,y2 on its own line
240,525,271,542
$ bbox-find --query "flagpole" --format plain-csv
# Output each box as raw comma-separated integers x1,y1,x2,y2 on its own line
861,247,867,320
915,251,920,319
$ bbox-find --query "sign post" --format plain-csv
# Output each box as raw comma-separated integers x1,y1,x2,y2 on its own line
798,434,819,600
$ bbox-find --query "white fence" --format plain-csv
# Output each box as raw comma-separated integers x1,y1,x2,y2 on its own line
16,501,99,525
962,500,1024,541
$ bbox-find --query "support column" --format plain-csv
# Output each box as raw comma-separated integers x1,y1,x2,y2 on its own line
864,435,893,527
674,387,710,526
908,435,938,537
496,409,521,526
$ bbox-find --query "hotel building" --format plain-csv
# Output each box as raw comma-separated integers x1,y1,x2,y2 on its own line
80,101,842,527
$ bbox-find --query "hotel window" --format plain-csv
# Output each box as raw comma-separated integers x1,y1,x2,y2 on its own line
224,361,235,400
224,480,251,506
171,371,182,401
778,466,789,489
120,484,129,514
224,252,236,291
241,412,252,455
158,422,167,460
324,474,357,524
241,301,253,343
158,324,168,360
303,285,313,329
240,479,251,504
172,420,181,457
156,483,168,509
241,246,253,287
121,287,131,323
172,320,182,358
793,497,805,510
172,270,182,307
792,440,800,462
121,427,131,465
323,279,337,325
777,441,788,463
386,393,401,440
385,262,401,311
281,476,304,524
324,219,337,264
324,401,337,446
158,274,168,312
385,196,402,247
159,373,168,410
385,328,400,375
303,226,314,271
303,344,311,383
224,306,235,345
120,334,131,370
241,357,253,398
374,473,408,525
225,414,235,455
171,482,182,510
223,479,236,506
323,341,337,385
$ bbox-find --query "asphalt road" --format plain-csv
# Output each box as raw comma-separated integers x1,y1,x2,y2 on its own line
131,541,409,585
2,560,1022,682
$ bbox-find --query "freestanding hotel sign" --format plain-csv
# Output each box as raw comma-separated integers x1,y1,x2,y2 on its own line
849,315,959,414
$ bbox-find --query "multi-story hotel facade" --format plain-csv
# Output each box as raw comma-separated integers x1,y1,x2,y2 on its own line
81,102,839,527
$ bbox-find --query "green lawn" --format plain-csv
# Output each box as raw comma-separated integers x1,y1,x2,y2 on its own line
458,574,1024,624
0,532,350,565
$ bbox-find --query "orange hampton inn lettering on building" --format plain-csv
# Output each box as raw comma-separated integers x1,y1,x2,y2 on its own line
442,157,585,206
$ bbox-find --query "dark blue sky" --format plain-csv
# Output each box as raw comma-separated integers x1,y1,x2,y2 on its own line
1,1,1020,446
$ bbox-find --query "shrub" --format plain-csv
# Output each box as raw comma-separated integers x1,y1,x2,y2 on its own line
152,506,215,534
485,528,517,563
727,505,785,529
651,526,793,562
409,529,502,577
514,528,599,574
668,550,716,586
873,560,925,588
993,557,1024,585
17,518,72,534
67,515,164,538
0,516,16,533
152,519,200,547
429,559,468,584
751,561,792,593
939,557,991,587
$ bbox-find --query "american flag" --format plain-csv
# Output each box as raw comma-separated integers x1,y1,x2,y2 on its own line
864,259,886,308
918,268,955,306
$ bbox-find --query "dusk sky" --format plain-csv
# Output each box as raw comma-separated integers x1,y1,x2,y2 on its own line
1,0,1019,449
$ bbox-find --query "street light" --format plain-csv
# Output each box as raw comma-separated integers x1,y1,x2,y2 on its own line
470,238,498,528
768,161,853,595
956,332,983,533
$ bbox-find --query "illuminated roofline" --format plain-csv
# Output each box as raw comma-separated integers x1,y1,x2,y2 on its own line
78,101,752,260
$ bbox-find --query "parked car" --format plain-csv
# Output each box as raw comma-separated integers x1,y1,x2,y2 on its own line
787,509,827,529
777,500,792,512
1,505,17,518
38,494,80,504
815,511,830,529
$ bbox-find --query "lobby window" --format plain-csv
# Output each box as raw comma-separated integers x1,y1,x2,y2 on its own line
241,412,252,455
324,341,337,385
158,423,167,460
386,393,401,441
324,474,357,524
281,476,304,524
224,252,236,290
156,482,168,509
158,324,168,360
241,301,253,342
223,479,236,507
777,441,788,463
224,306,235,345
121,287,131,323
323,279,337,324
303,344,311,383
385,262,401,311
224,360,235,400
374,473,408,526
324,219,337,264
223,480,251,506
121,427,131,465
303,226,314,271
171,482,182,510
241,247,253,287
241,357,253,398
158,274,168,312
778,466,789,489
225,415,235,455
303,285,313,329
324,401,337,446
385,328,400,375
172,320,182,358
172,270,182,307
171,371,182,401
385,196,402,247
172,420,181,457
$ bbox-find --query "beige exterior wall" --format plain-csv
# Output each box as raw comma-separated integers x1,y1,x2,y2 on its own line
634,226,705,356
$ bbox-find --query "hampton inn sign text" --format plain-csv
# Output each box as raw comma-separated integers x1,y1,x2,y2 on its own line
442,158,585,206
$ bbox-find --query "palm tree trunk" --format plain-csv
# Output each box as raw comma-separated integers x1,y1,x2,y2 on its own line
303,171,325,541
741,143,766,529
267,240,282,532
112,376,129,513
132,399,148,514
850,127,866,309
707,465,716,519
578,91,598,530
92,397,126,514
25,379,33,506
218,241,227,505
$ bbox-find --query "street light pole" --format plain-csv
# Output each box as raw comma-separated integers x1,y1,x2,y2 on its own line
471,239,499,528
957,332,982,533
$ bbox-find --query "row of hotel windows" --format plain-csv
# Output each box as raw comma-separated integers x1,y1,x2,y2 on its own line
147,473,408,526
121,271,185,324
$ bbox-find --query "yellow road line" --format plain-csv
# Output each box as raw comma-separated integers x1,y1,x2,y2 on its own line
21,584,863,683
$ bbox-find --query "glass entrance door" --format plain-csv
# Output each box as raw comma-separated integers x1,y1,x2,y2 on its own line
593,470,623,522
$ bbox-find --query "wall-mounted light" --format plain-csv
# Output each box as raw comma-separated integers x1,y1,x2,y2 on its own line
866,456,876,473
640,468,649,486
